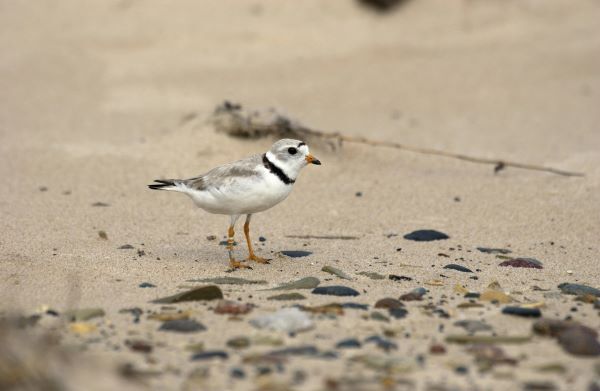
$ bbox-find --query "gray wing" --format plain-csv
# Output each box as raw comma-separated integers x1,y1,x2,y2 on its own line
184,154,263,191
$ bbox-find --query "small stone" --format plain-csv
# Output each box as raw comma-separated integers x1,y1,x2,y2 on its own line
118,244,134,249
139,282,156,288
480,290,512,303
250,307,313,333
446,335,531,344
558,283,600,297
312,286,359,297
206,235,217,241
403,230,449,241
227,336,251,349
370,311,390,322
336,338,362,349
258,236,267,242
268,346,320,357
522,381,558,391
364,335,397,351
267,293,306,301
557,327,600,356
399,287,427,301
300,303,344,315
230,368,246,379
464,292,480,299
322,266,352,280
429,344,446,354
477,247,512,254
151,285,223,304
358,272,385,280
185,342,205,353
355,191,363,197
499,258,543,269
281,250,312,258
467,344,517,367
267,277,320,290
159,319,206,333
389,275,412,282
69,322,96,335
188,277,267,285
375,298,404,309
502,306,541,317
98,230,108,240
125,339,153,353
148,310,191,322
214,300,253,315
388,308,408,319
63,308,105,322
342,302,369,310
39,186,48,192
190,351,228,361
454,320,492,334
443,264,473,273
92,202,110,207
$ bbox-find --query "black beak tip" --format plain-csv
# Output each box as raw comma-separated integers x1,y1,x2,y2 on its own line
312,159,321,165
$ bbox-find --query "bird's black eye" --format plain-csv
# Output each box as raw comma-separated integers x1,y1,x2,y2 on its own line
288,147,297,155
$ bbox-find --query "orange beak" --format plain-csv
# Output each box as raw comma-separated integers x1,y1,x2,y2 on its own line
305,153,321,165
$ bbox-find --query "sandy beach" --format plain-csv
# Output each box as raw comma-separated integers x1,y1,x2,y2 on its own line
1,1,599,390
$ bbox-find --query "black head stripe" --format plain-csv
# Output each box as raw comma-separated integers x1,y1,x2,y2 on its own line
297,142,306,148
263,154,295,185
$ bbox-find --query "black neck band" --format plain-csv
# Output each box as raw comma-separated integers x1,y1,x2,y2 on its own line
263,154,294,185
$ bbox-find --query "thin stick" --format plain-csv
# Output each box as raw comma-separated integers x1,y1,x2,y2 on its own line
300,127,584,177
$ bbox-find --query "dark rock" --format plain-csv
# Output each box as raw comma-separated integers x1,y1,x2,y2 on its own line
357,0,410,13
499,258,543,269
364,335,397,351
230,368,246,379
312,286,359,297
464,292,481,299
188,277,267,285
98,230,108,240
118,244,135,249
388,307,409,319
522,381,558,391
125,339,153,353
375,298,404,309
477,247,511,254
558,283,600,297
139,282,156,288
455,366,469,375
259,236,267,242
190,351,228,361
533,319,597,338
159,319,206,333
214,300,253,315
443,264,473,273
269,346,319,357
227,336,251,349
342,303,369,310
92,202,110,207
336,338,362,349
268,293,306,301
151,285,223,304
281,250,313,258
429,344,446,354
557,327,600,356
389,274,412,282
403,230,449,242
502,306,541,318
206,235,217,241
399,287,427,301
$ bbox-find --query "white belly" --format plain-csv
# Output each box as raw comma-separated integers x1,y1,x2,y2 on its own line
186,168,293,215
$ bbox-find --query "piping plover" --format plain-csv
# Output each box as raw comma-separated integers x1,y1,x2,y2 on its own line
149,139,321,270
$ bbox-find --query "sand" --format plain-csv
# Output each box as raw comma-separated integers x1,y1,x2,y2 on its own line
1,0,599,390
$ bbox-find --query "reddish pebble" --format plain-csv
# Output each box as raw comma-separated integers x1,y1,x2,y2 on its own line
430,344,446,354
214,300,253,315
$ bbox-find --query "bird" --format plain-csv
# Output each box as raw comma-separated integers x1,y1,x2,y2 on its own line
148,139,321,270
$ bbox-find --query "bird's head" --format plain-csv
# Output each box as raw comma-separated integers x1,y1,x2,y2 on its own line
266,139,321,180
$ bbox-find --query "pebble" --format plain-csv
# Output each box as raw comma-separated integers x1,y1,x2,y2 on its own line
267,293,306,301
321,266,352,280
342,303,369,310
502,306,542,317
312,286,360,297
98,230,108,240
336,338,362,349
159,319,206,333
454,320,493,334
125,339,153,353
358,271,386,280
139,282,156,288
267,277,320,290
389,275,413,282
119,307,143,322
151,285,223,303
370,311,390,322
268,346,319,357
429,344,446,354
557,327,600,356
399,287,427,301
281,250,313,258
91,202,110,207
300,303,344,315
375,298,404,309
148,310,191,322
558,283,600,297
214,300,253,315
499,258,543,269
187,277,267,285
259,236,267,242
250,307,313,333
227,336,251,349
403,229,449,241
480,290,512,303
477,247,512,254
443,264,473,273
364,335,397,351
63,308,105,322
230,368,246,379
446,334,531,344
190,350,229,361
389,308,409,319
118,244,134,249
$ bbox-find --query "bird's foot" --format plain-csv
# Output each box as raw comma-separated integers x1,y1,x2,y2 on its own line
247,254,271,264
228,259,253,271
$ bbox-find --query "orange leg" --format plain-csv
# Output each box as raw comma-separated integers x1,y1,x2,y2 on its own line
227,215,251,270
244,214,270,264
